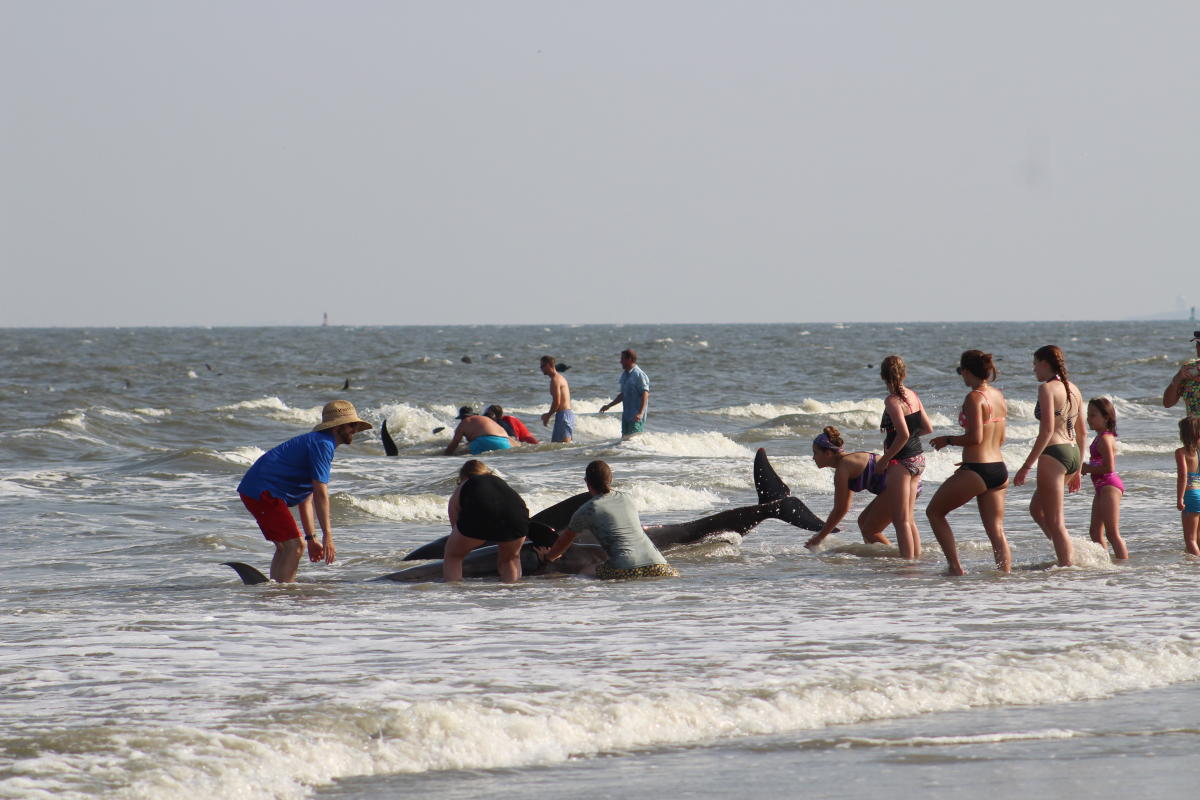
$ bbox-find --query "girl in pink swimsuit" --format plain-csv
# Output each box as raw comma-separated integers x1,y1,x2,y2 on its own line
1081,398,1129,559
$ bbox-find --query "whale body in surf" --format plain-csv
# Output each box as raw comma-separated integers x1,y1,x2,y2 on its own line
384,448,826,581
221,542,608,586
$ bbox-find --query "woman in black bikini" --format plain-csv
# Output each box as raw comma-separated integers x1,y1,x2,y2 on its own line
806,426,893,549
928,350,1011,575
878,355,933,561
1014,344,1086,568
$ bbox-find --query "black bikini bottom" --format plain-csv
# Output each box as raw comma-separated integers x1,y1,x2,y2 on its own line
958,462,1008,490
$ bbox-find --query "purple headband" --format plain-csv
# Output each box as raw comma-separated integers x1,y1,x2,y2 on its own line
813,432,843,453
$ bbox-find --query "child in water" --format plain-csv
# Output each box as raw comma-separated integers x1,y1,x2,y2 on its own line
1176,417,1200,557
1080,398,1128,559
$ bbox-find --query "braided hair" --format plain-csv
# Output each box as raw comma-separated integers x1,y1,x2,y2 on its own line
880,355,910,406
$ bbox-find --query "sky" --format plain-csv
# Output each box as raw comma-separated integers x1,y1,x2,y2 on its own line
2,1,1196,327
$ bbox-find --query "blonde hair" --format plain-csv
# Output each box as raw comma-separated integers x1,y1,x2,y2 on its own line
457,459,491,484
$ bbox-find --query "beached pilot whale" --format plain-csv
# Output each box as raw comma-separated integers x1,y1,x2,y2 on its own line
400,448,822,561
376,448,825,582
222,449,828,584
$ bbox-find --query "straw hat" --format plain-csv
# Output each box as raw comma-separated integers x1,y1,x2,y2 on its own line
313,400,373,433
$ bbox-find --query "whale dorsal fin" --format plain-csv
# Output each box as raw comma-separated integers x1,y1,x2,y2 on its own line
381,419,399,457
222,561,270,585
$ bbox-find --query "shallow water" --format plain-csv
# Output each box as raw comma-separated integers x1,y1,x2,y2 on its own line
1,321,1197,799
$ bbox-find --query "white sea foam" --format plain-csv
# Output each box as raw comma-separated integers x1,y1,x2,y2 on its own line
926,411,956,428
349,493,447,523
619,431,750,459
109,639,1200,799
380,403,450,445
1119,441,1179,455
1005,422,1042,440
708,398,884,420
1007,398,1037,420
57,410,87,430
625,482,723,513
0,479,39,499
1107,395,1176,420
843,728,1080,748
218,446,265,466
218,397,292,413
428,403,465,421
519,490,578,512
216,397,321,426
1070,539,1119,570
571,413,622,440
97,408,150,423
769,457,828,495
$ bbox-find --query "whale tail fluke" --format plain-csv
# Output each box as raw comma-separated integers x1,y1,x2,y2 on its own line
222,561,270,585
770,496,826,533
381,419,399,457
754,448,791,504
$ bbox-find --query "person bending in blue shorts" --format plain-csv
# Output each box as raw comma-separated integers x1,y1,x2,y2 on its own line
444,406,517,455
238,400,372,582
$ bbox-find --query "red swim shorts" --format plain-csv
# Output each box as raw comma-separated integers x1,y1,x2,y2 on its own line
240,490,301,542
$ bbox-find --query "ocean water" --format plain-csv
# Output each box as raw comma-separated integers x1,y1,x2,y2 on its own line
2,321,1198,799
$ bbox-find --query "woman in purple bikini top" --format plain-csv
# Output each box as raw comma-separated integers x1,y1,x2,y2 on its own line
805,426,895,551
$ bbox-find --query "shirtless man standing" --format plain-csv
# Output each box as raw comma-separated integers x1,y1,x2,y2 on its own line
539,355,575,443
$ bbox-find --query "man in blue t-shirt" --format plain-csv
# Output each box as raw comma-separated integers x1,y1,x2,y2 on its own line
600,348,650,436
237,400,372,582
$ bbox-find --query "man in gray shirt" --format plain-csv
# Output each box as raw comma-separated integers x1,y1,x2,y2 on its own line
537,460,677,579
